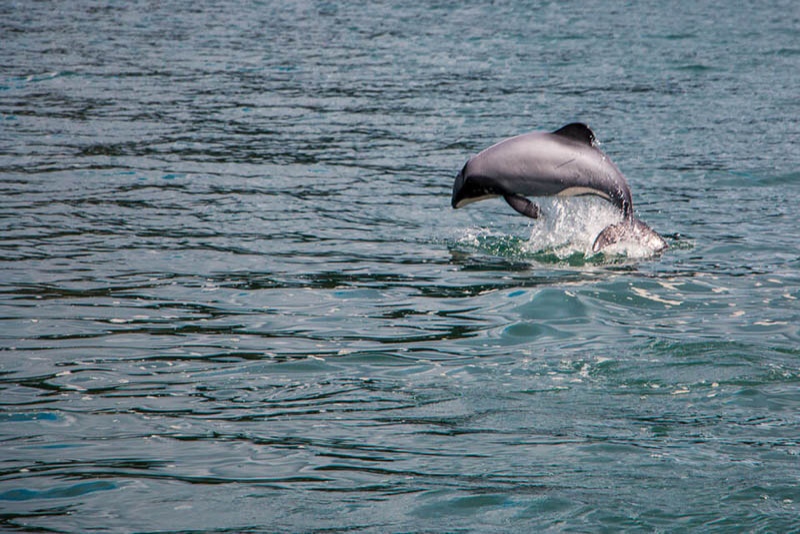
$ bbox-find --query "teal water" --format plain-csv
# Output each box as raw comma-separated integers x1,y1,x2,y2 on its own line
1,1,799,532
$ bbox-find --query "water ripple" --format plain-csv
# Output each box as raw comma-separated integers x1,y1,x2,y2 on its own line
2,1,800,532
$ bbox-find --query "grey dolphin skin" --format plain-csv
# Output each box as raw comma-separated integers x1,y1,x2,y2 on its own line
451,123,668,253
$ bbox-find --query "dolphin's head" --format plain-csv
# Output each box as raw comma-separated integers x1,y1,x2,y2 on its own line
451,163,502,208
451,165,467,208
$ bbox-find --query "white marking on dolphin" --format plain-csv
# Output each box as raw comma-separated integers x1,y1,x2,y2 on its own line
451,123,667,254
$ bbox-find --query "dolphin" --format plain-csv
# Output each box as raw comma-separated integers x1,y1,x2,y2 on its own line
451,123,667,254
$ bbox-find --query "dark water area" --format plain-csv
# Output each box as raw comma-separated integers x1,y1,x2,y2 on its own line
2,1,799,532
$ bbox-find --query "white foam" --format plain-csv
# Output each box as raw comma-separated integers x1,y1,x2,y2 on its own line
454,197,664,261
523,197,659,260
523,197,622,258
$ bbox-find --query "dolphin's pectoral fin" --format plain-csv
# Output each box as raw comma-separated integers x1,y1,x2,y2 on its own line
504,195,539,219
592,218,668,254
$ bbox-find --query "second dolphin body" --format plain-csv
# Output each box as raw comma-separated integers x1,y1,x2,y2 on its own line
451,123,667,254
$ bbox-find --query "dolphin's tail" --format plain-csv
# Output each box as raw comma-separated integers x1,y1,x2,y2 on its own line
593,218,668,254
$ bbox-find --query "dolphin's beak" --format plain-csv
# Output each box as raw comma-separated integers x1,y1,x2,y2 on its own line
451,166,466,208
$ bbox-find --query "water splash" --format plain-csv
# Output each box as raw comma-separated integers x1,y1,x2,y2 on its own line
523,198,617,257
457,197,664,263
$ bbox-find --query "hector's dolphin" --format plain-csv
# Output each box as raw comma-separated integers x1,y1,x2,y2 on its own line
451,123,667,254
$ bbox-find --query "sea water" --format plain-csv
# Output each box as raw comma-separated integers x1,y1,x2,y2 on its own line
1,1,799,531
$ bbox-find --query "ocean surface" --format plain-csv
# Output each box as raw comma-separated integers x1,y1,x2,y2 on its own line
2,1,799,532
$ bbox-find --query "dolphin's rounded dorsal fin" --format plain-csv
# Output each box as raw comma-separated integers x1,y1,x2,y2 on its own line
552,123,596,147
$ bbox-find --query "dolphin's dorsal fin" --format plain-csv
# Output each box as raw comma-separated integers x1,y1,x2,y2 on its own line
552,123,596,146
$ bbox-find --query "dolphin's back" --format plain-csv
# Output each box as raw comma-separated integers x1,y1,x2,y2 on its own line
452,124,633,218
450,123,667,254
